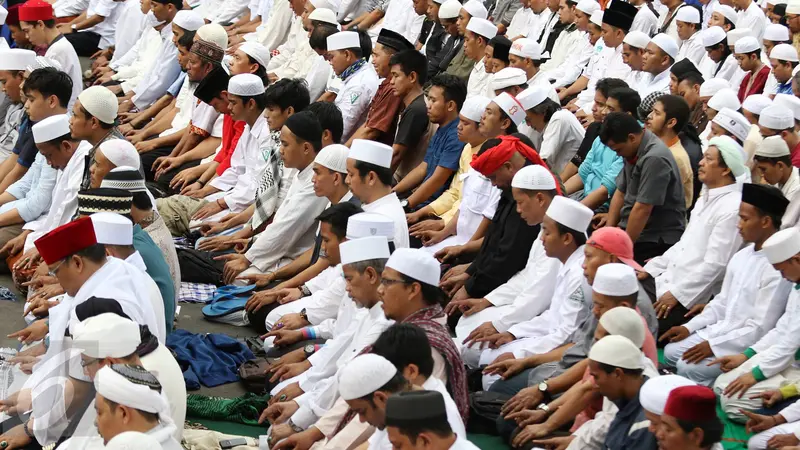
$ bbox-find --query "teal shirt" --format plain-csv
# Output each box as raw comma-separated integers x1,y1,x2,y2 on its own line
133,224,175,333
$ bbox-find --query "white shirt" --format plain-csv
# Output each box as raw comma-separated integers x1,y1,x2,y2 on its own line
749,285,800,379
0,103,24,161
536,9,559,46
246,0,292,50
657,6,681,43
780,167,800,200
53,0,89,18
270,17,317,79
210,0,250,24
644,183,743,308
83,0,124,49
467,58,491,99
576,42,631,111
362,192,410,248
109,0,148,65
637,68,672,99
132,23,182,110
160,78,197,137
507,7,536,39
335,62,380,142
45,36,82,111
528,71,560,103
125,252,167,341
109,26,161,88
376,0,424,45
676,31,706,68
631,3,658,36
738,1,767,42
537,109,585,174
305,55,334,102
541,28,593,88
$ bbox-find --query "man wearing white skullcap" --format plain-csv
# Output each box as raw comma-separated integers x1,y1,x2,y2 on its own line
638,34,678,98
675,7,705,66
504,40,558,104
758,103,800,172
537,0,598,90
754,136,800,204
697,27,742,85
768,44,799,97
460,18,496,98
640,374,696,427
733,36,771,102
439,0,487,82
90,140,141,189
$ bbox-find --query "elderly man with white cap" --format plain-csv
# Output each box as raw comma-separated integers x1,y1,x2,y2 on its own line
539,0,598,89
639,34,679,98
507,40,559,103
517,86,584,174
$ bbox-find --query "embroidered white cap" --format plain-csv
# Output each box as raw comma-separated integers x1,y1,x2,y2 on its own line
239,42,271,67
598,306,646,348
675,5,700,23
698,78,729,97
314,144,349,173
197,23,228,49
99,139,141,170
651,33,679,59
439,0,461,19
623,30,651,50
228,73,265,96
339,354,398,400
72,313,142,359
771,43,799,62
756,135,791,158
346,212,395,240
713,4,738,24
90,212,133,246
492,92,526,126
466,17,498,39
349,139,393,168
764,24,791,42
742,94,772,115
589,335,644,370
490,67,528,92
576,0,600,15
462,0,488,19
787,0,800,14
589,9,603,27
712,108,750,142
706,88,740,112
0,49,37,71
763,227,800,264
78,85,119,125
509,38,544,60
327,30,360,51
726,28,751,46
592,263,639,297
308,7,338,26
511,164,556,190
545,195,593,235
460,95,492,122
774,93,800,121
640,375,697,415
26,56,62,73
734,36,760,54
516,86,549,110
386,248,442,287
759,104,795,130
174,10,204,31
701,26,726,47
32,114,70,144
340,235,390,265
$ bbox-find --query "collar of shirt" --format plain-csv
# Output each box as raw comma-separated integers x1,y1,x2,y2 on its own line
703,181,740,203
558,244,585,277
365,191,401,210
647,68,670,88
781,166,800,196
159,22,173,41
340,58,368,81
249,114,269,141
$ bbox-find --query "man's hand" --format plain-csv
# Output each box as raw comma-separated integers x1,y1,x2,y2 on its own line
192,201,224,221
502,386,543,416
245,290,278,313
272,427,324,450
266,329,304,347
741,409,784,433
440,273,469,297
197,235,236,252
445,298,491,317
154,156,184,179
238,272,275,288
682,340,713,364
273,313,310,331
530,435,574,450
260,401,299,424
409,219,445,235
708,353,748,373
684,304,706,318
134,140,157,154
505,409,548,427
8,355,38,374
658,326,690,344
274,288,304,304
0,423,33,449
269,360,311,383
269,382,305,405
434,245,464,263
463,322,499,347
216,253,250,285
723,372,757,398
12,248,39,271
591,213,607,229
753,389,784,408
8,320,48,345
0,233,26,257
512,423,553,447
653,292,680,319
483,357,528,379
767,433,800,449
474,332,514,350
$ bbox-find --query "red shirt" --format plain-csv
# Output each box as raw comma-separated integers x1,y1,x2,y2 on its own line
214,115,246,175
738,65,771,102
792,141,800,169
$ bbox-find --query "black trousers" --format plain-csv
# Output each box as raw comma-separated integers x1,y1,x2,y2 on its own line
640,275,688,346
64,31,102,57
633,240,674,266
146,159,202,198
140,146,174,181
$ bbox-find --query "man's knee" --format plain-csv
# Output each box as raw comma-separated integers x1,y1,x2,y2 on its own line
663,342,683,367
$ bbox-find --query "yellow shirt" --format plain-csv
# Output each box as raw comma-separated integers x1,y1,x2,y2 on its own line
429,142,483,224
669,140,695,208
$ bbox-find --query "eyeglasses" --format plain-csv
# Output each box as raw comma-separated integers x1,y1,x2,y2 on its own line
47,260,66,278
380,278,409,287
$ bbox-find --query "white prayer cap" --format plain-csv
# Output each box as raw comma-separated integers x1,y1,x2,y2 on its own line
760,104,795,130
328,31,360,51
640,375,697,415
734,36,760,54
713,4,738,24
788,0,800,14
593,263,639,297
346,212,395,240
228,73,265,96
545,195,593,236
339,354,398,400
239,42,270,68
72,313,141,358
94,365,173,426
492,92,526,126
517,86,548,110
460,95,492,122
0,49,36,71
26,56,62,73
742,94,772,115
712,108,750,142
466,18,497,39
349,139,393,168
675,5,700,23
462,0,488,19
726,28,751,46
197,23,228,49
310,0,333,9
490,67,528,91
32,114,70,144
439,0,461,19
763,227,800,264
340,236,390,265
701,26,727,47
623,30,651,50
98,139,141,170
511,164,556,191
589,10,603,27
106,432,163,450
90,212,133,246
771,43,799,63
78,86,118,125
576,0,600,14
308,8,338,26
650,33,679,60
386,248,441,286
314,144,349,173
774,93,800,121
173,10,204,31
765,24,791,43
589,335,644,369
0,5,6,24
706,88,740,112
756,135,791,158
598,306,646,348
509,38,544,60
699,78,730,97
769,0,788,4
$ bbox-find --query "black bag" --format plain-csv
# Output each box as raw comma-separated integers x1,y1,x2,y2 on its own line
177,247,226,285
467,390,511,435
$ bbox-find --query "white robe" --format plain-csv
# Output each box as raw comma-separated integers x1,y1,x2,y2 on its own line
45,36,82,111
335,63,380,142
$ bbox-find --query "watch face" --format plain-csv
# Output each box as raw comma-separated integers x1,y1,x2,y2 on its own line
539,382,548,391
304,344,315,353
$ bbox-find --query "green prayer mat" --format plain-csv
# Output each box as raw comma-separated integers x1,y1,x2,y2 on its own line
186,393,269,426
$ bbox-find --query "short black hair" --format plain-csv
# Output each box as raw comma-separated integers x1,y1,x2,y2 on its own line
678,70,705,87
754,154,793,167
263,78,310,113
151,0,182,7
285,110,323,152
497,109,518,135
42,132,76,149
317,202,363,239
555,221,587,247
80,106,115,129
233,92,268,110
599,112,643,145
746,184,785,229
309,24,338,51
675,418,724,447
529,98,561,122
595,78,628,99
23,67,72,108
372,324,434,378
21,18,57,28
307,101,344,143
396,271,446,306
429,73,467,111
738,49,761,59
131,192,153,211
177,30,196,49
69,243,108,264
607,87,641,115
354,160,394,185
776,58,800,69
658,94,691,133
389,49,429,86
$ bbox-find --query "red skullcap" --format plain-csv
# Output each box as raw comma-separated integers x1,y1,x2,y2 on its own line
663,385,717,423
6,5,21,26
470,135,561,194
34,216,98,265
19,0,54,22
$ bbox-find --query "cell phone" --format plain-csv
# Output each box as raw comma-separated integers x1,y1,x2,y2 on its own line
220,438,249,449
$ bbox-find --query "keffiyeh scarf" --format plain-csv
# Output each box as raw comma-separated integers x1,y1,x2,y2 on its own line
249,130,283,231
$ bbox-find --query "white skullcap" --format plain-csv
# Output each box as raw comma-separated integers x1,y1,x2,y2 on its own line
94,366,173,427
714,4,738,25
98,139,141,169
173,10,204,31
623,30,651,50
760,104,795,130
349,139,393,168
734,36,760,54
90,212,133,246
0,49,36,71
771,43,799,63
328,31,360,51
346,212,395,240
712,108,750,142
197,23,228,49
707,88,740,112
589,9,603,27
106,432,163,450
756,135,791,158
788,0,800,14
699,78,730,97
32,114,70,144
768,0,788,5
676,5,700,23
315,144,349,173
78,86,118,125
511,164,556,190
72,313,141,358
545,195,593,235
492,92,526,126
386,248,441,286
576,0,600,14
509,38,544,60
462,0,488,19
589,335,644,369
0,5,6,24
593,263,639,297
765,24,791,43
228,73,265,96
308,7,338,26
640,375,697,415
598,307,646,348
650,33,679,59
726,28,751,46
239,42,270,67
460,95,492,122
742,94,772,115
340,236,390,265
26,56,63,73
466,17,497,39
339,354,398,400
517,86,549,110
490,67,528,91
310,0,333,9
774,93,800,121
763,227,800,264
702,26,727,47
439,0,461,19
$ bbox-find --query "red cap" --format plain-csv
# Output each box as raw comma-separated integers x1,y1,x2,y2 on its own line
6,5,21,26
663,385,717,423
34,217,98,265
19,0,54,22
586,227,643,271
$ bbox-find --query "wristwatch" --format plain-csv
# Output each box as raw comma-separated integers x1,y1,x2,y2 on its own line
304,343,316,358
299,284,312,297
400,199,410,210
538,381,548,393
300,308,309,323
71,24,77,30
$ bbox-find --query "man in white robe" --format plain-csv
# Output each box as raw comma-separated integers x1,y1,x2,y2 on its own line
327,31,380,142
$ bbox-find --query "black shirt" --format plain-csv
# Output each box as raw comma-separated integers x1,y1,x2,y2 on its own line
394,94,429,149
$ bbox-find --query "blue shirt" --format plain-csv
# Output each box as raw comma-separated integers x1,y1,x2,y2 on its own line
133,224,176,333
420,118,462,207
167,72,187,97
578,137,624,204
777,82,794,95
